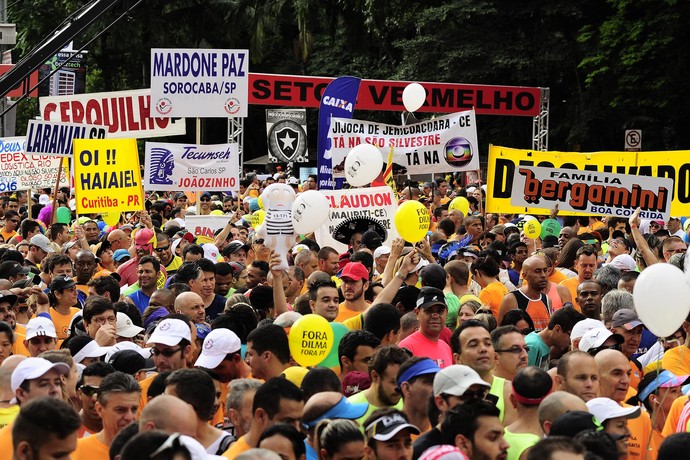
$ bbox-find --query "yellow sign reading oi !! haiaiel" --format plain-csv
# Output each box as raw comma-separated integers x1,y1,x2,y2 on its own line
487,145,690,217
74,138,144,215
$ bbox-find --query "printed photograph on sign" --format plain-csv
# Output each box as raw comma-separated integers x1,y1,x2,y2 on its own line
510,166,674,221
266,109,308,163
39,89,186,138
144,142,240,192
314,186,398,253
150,49,249,118
325,110,479,177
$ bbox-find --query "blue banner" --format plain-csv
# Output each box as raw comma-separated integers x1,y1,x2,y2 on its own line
316,76,361,189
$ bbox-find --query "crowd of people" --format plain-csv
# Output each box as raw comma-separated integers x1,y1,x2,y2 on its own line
0,171,689,460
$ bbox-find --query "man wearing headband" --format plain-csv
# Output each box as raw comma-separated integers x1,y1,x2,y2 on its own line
504,367,553,460
396,357,440,434
363,408,420,460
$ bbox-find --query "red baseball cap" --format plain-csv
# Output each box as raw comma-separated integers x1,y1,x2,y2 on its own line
340,262,369,281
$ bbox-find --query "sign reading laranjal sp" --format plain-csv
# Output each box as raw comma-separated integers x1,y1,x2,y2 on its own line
487,145,690,216
511,166,673,221
74,138,144,214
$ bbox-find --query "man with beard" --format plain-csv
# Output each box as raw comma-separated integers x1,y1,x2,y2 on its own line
117,228,166,288
524,306,584,369
398,287,453,368
559,245,597,311
77,362,116,437
442,399,509,460
347,345,409,426
154,233,182,275
491,326,529,381
317,247,340,277
222,240,250,266
127,256,160,313
498,256,552,332
335,262,370,323
576,281,603,320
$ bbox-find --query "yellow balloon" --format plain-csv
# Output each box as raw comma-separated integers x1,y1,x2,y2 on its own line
249,210,266,229
449,197,470,215
288,314,334,367
210,210,224,216
395,200,430,243
101,212,120,227
523,219,542,239
258,196,264,209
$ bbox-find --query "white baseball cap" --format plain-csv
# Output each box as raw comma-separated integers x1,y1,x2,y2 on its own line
25,317,57,341
103,341,152,362
578,328,624,353
586,397,640,423
11,358,70,403
73,339,108,364
373,246,391,259
116,312,144,338
195,328,242,370
571,318,606,341
146,318,191,347
433,364,490,397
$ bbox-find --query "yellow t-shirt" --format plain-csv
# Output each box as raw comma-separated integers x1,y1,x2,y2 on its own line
662,346,690,377
223,435,251,458
342,314,362,331
49,307,80,341
74,433,109,460
0,405,19,430
0,229,16,243
478,281,509,317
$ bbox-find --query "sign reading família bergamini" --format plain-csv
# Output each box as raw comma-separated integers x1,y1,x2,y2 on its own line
510,166,673,221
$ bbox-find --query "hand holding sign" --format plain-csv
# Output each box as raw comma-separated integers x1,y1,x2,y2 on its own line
289,314,334,367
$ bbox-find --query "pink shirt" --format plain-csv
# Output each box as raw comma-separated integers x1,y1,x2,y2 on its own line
399,331,453,368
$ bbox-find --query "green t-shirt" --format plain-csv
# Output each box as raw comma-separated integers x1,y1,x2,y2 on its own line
525,331,550,370
347,389,404,429
445,292,460,327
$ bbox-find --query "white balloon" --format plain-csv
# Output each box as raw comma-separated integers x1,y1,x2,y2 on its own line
344,143,383,187
633,263,690,337
402,83,426,112
522,215,537,221
292,190,329,234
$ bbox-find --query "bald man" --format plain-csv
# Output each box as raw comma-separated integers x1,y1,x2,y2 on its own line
538,391,588,435
595,349,652,460
174,292,207,325
107,229,131,252
498,256,551,331
555,351,600,402
139,394,197,436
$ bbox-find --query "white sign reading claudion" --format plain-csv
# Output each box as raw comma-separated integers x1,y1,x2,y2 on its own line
314,186,399,254
143,142,240,192
150,49,249,118
510,166,674,220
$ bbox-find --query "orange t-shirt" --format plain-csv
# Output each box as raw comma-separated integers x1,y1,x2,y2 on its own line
73,433,109,460
49,307,80,341
0,422,13,458
661,346,690,377
137,374,157,414
478,282,509,317
222,435,251,458
559,277,582,312
663,395,689,437
548,270,568,284
211,381,229,427
13,331,28,357
625,404,652,460
335,302,367,323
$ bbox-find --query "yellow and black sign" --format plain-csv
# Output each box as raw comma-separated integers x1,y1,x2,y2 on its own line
487,145,690,216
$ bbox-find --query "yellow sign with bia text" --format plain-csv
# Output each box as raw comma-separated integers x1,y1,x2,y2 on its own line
74,138,144,214
487,145,690,217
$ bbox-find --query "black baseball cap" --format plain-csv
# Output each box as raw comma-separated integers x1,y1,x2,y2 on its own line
0,261,30,279
49,274,76,291
416,287,447,310
549,411,602,438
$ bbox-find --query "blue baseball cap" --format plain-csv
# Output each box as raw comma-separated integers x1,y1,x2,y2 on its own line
397,358,441,388
302,396,368,429
639,370,690,402
113,249,131,262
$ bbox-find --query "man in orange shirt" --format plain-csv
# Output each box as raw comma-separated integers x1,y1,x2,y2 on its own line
560,245,598,311
335,262,370,323
74,372,140,459
0,357,70,457
11,397,81,460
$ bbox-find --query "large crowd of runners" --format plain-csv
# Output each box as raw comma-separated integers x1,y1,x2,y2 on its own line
0,171,688,460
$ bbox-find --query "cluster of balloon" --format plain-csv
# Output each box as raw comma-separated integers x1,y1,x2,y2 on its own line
288,314,335,367
344,143,383,187
395,200,430,243
634,263,690,337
